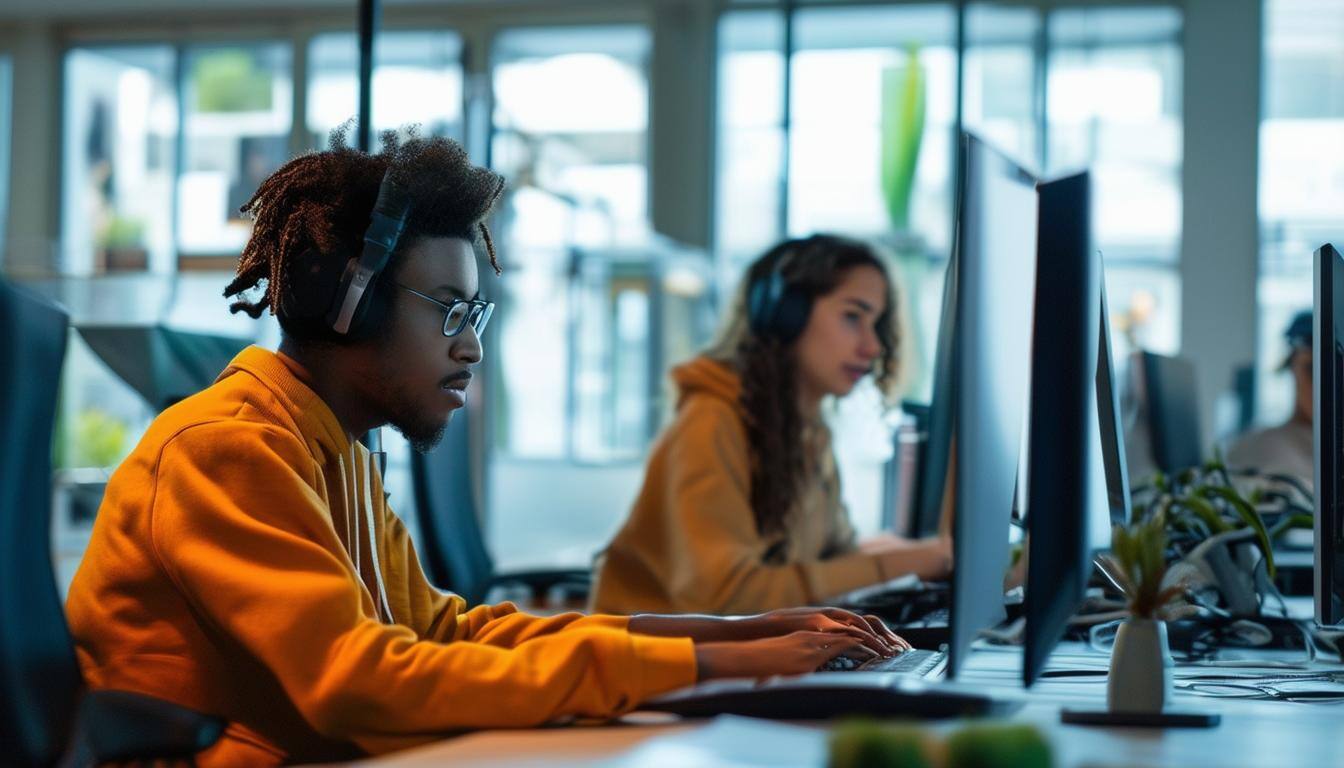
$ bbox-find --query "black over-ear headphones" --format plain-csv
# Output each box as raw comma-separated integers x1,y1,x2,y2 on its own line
747,239,814,344
324,168,412,337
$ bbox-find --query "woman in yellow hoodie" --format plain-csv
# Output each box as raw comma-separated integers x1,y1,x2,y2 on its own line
65,134,904,766
593,234,952,615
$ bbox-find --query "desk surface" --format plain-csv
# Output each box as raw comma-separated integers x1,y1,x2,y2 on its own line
359,642,1344,768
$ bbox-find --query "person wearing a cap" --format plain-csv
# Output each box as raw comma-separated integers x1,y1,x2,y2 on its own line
1226,310,1313,484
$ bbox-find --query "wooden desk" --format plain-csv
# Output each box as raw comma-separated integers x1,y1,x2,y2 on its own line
359,643,1344,768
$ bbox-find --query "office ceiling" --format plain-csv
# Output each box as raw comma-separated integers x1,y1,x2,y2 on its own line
0,0,568,23
2,0,339,22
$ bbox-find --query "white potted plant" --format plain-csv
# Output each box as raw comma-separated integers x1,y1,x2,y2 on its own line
1098,511,1193,713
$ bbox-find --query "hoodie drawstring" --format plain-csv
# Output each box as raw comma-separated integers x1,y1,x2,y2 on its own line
336,445,393,624
361,448,395,623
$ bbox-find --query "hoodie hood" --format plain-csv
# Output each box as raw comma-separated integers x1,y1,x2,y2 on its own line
213,346,394,623
216,346,353,461
670,356,742,412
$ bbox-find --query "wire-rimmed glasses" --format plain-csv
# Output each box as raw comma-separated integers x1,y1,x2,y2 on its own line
396,284,494,338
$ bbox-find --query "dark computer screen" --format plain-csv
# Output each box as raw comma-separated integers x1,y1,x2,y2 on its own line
1021,171,1099,686
911,255,958,538
1096,278,1132,527
1314,242,1344,627
947,133,1038,678
1141,351,1203,475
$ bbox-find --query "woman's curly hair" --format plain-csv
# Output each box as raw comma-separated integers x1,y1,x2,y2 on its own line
705,234,904,539
223,124,505,342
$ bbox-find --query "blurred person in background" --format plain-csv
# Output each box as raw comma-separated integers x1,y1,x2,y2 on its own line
593,234,952,616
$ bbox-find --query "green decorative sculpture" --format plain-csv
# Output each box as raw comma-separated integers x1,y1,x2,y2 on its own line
880,46,927,233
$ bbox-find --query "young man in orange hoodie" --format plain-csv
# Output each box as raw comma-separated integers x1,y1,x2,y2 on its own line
65,132,906,766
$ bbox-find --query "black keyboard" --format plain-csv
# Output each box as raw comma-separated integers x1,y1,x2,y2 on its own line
819,648,946,676
643,673,1012,720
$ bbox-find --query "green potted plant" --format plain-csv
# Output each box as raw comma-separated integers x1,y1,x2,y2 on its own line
96,214,148,272
1133,453,1312,617
1097,511,1190,713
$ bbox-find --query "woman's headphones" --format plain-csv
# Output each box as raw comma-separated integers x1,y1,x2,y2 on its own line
747,239,815,344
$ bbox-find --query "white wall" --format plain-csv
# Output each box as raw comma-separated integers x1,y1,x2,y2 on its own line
1180,0,1262,449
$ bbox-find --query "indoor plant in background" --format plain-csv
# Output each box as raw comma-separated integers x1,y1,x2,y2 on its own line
1131,454,1312,617
877,44,929,385
1098,511,1191,713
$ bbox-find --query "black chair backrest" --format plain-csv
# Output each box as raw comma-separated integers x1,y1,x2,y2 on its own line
1140,351,1204,474
409,409,494,603
0,280,82,767
883,401,930,536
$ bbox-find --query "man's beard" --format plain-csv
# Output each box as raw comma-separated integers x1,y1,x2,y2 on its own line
389,415,449,454
381,386,451,453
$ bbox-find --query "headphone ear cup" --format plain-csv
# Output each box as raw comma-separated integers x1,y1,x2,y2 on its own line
346,275,391,341
772,284,812,344
282,249,343,324
747,269,775,335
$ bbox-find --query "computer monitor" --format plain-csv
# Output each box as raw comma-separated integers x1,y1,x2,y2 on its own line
1141,351,1203,474
1314,242,1344,627
1020,171,1102,685
1097,274,1132,527
909,255,959,538
947,133,1039,678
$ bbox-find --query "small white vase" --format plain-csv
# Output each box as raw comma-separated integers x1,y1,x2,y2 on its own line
1107,618,1173,713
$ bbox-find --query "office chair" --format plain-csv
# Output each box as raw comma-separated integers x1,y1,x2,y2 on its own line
409,407,590,607
1140,351,1205,474
0,280,223,767
882,401,929,537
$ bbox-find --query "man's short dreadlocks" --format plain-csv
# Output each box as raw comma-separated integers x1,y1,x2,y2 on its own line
224,125,505,343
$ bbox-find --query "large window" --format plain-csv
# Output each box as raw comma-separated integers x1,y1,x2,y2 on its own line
715,10,786,269
716,5,958,407
714,3,1182,532
177,43,292,257
1257,0,1344,424
1047,8,1183,359
306,30,464,148
963,5,1040,170
61,46,178,275
489,26,653,460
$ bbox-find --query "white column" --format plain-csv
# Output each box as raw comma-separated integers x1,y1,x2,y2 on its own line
1180,0,1262,448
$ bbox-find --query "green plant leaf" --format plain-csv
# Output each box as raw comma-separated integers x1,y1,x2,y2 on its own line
1269,513,1315,540
1201,486,1276,578
1177,495,1232,535
1152,471,1169,492
879,46,926,232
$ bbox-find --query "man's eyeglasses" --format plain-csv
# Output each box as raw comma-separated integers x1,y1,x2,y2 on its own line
395,284,494,338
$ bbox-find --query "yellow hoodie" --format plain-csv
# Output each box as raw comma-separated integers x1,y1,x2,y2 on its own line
591,357,902,615
66,346,695,766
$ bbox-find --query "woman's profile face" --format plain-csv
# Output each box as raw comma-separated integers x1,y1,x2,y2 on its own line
793,264,888,402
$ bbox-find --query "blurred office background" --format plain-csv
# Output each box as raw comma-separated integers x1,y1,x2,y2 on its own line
0,0,1339,589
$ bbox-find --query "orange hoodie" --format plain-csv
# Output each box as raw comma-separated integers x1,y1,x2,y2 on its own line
591,356,903,615
65,346,696,766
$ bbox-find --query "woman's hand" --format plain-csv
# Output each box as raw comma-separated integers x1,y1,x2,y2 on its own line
694,631,879,681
